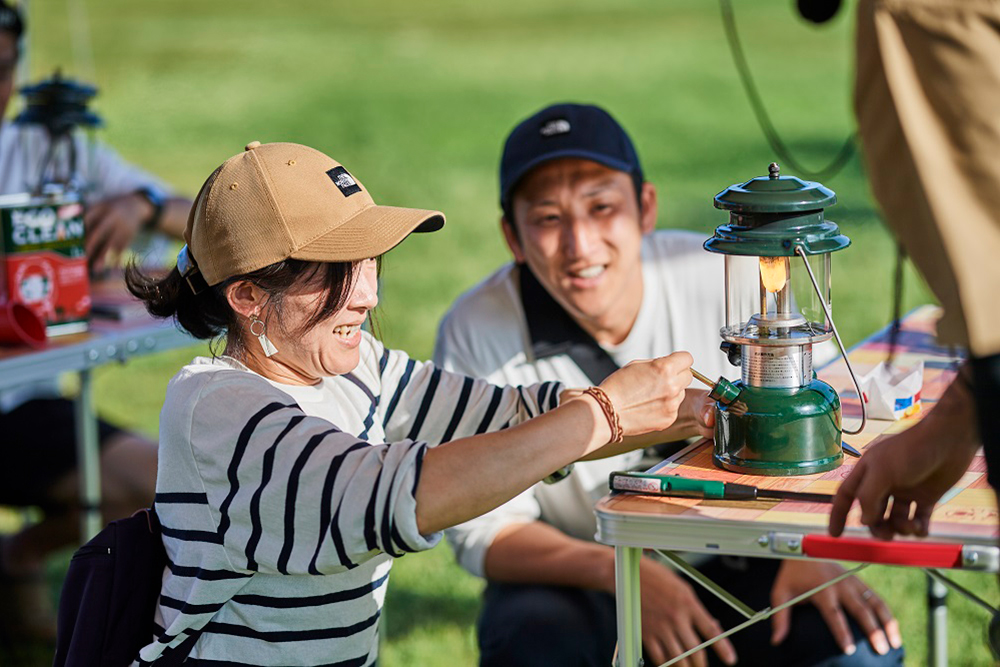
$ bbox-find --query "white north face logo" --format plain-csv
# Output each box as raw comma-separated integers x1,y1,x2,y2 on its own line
540,119,571,137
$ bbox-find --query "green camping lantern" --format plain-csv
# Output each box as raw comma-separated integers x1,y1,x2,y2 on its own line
705,163,867,475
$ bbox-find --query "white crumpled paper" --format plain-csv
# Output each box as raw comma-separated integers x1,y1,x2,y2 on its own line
858,360,924,421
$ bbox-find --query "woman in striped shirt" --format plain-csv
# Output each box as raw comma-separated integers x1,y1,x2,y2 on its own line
125,142,700,666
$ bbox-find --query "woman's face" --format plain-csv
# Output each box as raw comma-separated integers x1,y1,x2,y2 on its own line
258,259,379,384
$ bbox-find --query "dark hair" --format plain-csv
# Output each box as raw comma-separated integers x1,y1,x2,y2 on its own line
126,258,374,354
0,2,23,40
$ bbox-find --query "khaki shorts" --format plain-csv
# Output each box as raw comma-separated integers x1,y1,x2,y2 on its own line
856,0,1000,357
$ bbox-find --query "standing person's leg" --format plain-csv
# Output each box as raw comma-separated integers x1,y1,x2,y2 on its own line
855,0,1000,357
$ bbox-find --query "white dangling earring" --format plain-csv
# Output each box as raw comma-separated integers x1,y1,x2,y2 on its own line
249,314,278,357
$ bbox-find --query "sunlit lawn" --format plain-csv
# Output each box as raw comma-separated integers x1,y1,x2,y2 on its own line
5,0,996,664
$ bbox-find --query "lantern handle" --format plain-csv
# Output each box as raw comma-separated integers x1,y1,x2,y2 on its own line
794,245,867,436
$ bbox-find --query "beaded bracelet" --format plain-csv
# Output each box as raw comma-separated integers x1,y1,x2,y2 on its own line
583,386,624,444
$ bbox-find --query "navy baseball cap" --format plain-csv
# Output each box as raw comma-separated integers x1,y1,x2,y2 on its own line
0,1,24,39
499,103,644,215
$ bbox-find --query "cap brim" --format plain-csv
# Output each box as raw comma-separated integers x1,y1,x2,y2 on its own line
291,204,445,263
502,149,636,207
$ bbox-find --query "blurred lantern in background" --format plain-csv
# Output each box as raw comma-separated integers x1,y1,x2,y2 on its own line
14,69,102,193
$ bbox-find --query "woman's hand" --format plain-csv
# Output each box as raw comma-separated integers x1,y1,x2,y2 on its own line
599,352,693,437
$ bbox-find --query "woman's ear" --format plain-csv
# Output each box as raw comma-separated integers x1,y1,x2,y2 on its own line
225,280,266,319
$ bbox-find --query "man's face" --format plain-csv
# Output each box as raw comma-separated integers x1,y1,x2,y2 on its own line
504,158,656,343
0,32,17,119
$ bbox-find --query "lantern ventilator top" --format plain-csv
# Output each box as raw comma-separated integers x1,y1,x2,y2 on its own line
12,70,103,194
14,70,103,137
705,163,866,437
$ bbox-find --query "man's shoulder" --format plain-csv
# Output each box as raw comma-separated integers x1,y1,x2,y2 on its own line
644,229,713,260
444,263,520,320
434,263,530,378
643,229,722,277
438,263,524,342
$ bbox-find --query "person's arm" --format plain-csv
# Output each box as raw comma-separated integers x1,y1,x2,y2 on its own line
829,373,979,539
78,136,192,270
576,387,713,461
85,192,191,270
414,352,693,534
183,371,440,574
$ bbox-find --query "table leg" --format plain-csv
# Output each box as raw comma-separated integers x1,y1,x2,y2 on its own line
73,368,102,542
615,545,643,667
927,573,948,667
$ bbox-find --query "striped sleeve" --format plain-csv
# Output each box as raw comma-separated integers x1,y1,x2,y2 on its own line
376,347,563,445
185,372,440,575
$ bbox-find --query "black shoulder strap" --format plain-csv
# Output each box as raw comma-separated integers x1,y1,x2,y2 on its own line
518,265,620,385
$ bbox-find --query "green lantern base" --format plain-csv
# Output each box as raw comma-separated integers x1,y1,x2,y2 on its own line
713,379,843,476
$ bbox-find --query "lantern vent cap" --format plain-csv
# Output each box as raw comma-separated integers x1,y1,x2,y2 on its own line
714,162,836,214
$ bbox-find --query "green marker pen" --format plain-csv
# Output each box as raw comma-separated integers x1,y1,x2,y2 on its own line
609,472,834,503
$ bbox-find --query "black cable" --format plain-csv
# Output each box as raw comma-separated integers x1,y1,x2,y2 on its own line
887,241,906,366
719,0,855,181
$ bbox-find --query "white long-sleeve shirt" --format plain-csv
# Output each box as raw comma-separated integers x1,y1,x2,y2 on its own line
137,334,562,666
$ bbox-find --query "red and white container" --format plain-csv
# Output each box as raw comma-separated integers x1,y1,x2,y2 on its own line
0,188,90,335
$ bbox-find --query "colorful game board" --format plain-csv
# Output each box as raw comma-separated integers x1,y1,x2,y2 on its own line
600,305,999,542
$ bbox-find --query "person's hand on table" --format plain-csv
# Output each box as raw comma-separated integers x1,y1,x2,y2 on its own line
85,192,158,273
639,557,737,667
829,375,979,540
770,560,901,656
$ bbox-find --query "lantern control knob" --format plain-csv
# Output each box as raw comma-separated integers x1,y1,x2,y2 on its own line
768,162,780,179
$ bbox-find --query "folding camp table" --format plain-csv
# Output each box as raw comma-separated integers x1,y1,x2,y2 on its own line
595,306,998,667
0,291,195,541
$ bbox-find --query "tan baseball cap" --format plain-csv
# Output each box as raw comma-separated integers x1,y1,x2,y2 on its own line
181,141,445,287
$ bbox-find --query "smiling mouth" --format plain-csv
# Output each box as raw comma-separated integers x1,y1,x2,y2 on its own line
568,265,607,280
333,324,362,339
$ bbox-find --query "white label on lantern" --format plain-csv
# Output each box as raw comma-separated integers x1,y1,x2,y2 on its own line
742,345,812,388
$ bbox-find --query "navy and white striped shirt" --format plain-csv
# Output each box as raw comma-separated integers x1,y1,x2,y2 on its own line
136,333,562,666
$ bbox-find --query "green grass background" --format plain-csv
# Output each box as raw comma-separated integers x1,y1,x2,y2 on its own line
8,0,997,664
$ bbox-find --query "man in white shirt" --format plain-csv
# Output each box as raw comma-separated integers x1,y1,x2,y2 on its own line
435,103,903,667
0,1,191,643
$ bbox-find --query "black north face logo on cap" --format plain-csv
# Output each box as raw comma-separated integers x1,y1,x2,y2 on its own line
327,166,362,197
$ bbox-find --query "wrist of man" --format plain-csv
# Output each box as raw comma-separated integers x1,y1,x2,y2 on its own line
134,186,166,231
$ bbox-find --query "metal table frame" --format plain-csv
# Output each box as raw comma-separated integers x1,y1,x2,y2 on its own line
0,318,195,540
598,449,999,667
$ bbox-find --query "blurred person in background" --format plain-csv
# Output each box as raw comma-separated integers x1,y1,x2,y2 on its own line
435,103,904,667
0,0,191,643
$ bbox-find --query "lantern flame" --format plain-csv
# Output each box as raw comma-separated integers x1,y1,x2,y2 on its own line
759,256,789,293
